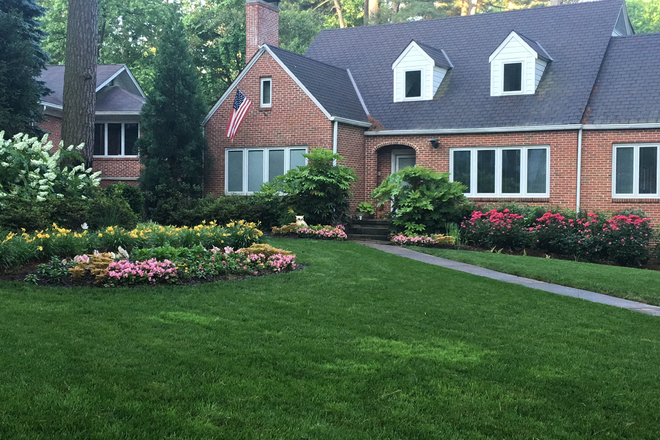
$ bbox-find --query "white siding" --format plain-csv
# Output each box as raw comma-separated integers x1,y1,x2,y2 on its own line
493,37,531,61
535,59,547,89
433,66,447,95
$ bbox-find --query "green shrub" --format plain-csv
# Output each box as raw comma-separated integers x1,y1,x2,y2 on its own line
257,148,357,225
87,196,138,231
104,183,145,220
356,202,375,215
371,166,468,234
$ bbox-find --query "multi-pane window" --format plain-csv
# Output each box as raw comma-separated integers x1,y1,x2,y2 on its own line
450,146,549,197
613,144,660,197
503,62,523,92
93,123,139,156
261,77,272,107
405,70,422,98
226,147,307,194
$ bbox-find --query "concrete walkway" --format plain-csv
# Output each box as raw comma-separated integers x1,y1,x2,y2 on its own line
360,242,660,317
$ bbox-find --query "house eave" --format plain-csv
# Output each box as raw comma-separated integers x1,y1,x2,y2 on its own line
364,123,660,136
330,116,372,128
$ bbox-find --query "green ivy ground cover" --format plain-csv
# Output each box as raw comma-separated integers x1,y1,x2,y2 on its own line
410,247,660,307
1,239,659,439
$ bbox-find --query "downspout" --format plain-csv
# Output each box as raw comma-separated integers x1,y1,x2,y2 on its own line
576,127,583,213
333,121,338,166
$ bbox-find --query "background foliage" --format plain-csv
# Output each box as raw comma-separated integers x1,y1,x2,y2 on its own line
37,0,658,112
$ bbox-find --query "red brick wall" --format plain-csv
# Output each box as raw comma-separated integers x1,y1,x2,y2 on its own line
337,123,367,210
93,157,141,186
204,52,334,196
246,0,279,61
581,129,660,221
38,114,62,151
365,131,580,210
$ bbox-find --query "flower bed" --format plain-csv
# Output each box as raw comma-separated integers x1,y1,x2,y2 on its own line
0,220,263,270
271,223,347,240
391,233,455,247
24,243,297,287
460,209,654,267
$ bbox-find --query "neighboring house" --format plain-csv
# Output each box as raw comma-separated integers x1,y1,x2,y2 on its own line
38,64,146,187
205,0,660,221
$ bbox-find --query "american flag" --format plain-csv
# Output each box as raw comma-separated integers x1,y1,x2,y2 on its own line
226,89,252,140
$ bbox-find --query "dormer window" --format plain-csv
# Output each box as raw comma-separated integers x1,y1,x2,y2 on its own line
405,70,422,98
489,31,551,97
503,62,522,92
392,41,452,103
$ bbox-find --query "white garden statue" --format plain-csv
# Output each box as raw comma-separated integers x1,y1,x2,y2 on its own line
296,215,308,228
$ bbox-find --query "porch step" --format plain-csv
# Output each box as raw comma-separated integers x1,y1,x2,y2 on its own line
347,218,390,241
348,233,391,242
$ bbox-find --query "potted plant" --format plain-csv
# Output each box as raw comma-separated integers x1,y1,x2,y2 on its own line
356,202,376,220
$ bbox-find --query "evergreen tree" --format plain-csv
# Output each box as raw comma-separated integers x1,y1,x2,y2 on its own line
137,6,207,220
0,0,50,136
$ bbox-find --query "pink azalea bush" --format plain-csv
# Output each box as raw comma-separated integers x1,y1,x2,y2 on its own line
106,259,178,286
391,234,436,246
296,224,347,240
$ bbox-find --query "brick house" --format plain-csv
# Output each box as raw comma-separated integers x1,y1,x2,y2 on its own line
38,64,146,187
204,0,660,220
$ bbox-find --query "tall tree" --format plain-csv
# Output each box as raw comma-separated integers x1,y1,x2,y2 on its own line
137,5,207,218
0,0,50,136
61,0,98,166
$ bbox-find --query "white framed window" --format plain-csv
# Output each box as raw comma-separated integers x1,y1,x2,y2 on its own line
450,146,549,197
612,143,660,198
93,122,140,157
503,62,523,93
260,77,272,108
404,70,422,99
226,146,308,194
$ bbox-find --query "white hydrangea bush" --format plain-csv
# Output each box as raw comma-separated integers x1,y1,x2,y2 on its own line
0,131,101,207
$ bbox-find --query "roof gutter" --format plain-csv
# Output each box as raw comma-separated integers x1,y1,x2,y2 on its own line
330,116,372,128
576,128,583,213
365,124,582,136
365,122,660,136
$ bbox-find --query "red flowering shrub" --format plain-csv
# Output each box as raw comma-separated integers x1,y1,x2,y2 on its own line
600,214,653,266
462,208,654,266
461,209,529,249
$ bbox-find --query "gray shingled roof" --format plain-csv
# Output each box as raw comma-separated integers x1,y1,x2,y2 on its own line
515,32,552,61
39,65,142,111
266,45,368,123
584,34,660,124
96,86,145,112
415,42,453,69
305,0,624,130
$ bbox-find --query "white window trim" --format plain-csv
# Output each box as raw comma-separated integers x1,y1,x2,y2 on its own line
612,143,660,199
260,77,272,108
449,145,550,198
501,60,525,95
225,146,308,195
402,69,424,101
391,149,416,174
93,122,140,157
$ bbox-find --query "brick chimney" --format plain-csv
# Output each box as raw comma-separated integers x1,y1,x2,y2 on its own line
246,0,279,61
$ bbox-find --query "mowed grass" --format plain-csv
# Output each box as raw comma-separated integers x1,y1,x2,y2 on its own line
409,246,660,306
0,239,659,440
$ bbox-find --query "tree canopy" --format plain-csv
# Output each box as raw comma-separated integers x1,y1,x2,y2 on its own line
37,0,660,113
0,0,50,136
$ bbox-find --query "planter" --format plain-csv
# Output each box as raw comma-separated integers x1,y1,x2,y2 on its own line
356,211,374,220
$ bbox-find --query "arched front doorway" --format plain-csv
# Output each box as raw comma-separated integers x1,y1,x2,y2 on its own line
376,145,416,187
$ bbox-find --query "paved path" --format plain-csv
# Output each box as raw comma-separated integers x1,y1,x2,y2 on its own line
359,242,660,317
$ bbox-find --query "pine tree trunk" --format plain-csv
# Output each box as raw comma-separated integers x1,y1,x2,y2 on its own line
62,0,98,167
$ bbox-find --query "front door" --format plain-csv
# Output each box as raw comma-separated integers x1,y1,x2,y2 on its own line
392,150,416,173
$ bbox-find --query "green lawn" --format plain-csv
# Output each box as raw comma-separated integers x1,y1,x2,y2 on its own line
1,239,659,439
409,246,660,306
